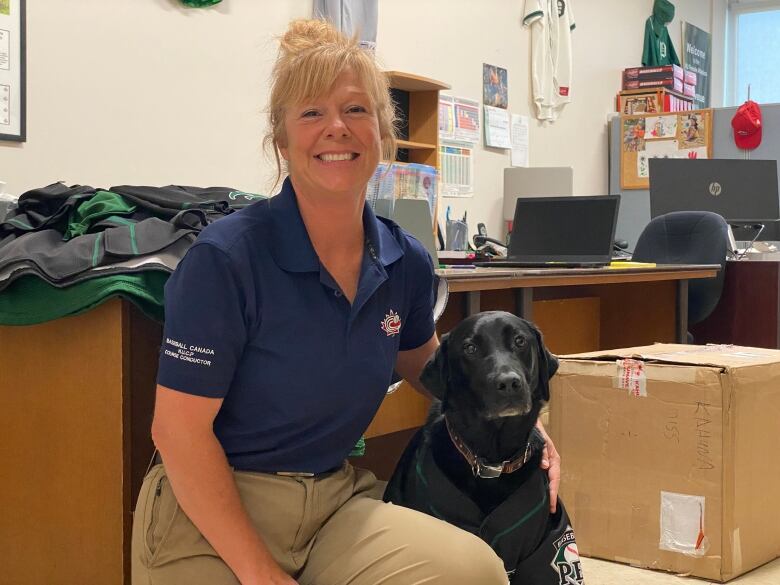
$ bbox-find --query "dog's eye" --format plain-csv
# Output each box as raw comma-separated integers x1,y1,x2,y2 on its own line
514,335,527,348
463,342,477,355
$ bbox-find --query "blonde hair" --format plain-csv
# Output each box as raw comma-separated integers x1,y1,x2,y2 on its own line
263,19,397,188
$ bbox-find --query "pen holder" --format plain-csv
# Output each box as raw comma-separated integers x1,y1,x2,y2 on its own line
446,219,469,251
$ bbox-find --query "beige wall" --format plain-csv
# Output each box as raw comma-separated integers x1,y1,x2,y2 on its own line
0,0,718,237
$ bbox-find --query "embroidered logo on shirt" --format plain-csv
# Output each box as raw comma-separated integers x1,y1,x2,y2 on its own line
551,526,583,584
381,310,402,336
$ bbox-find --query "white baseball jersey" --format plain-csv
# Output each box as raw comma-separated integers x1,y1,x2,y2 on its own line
523,0,576,122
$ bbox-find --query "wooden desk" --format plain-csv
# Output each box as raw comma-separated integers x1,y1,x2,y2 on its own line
0,264,717,584
438,264,717,344
691,258,780,348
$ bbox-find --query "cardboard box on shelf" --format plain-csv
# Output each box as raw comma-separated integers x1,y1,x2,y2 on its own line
616,88,693,114
623,65,684,82
549,344,780,582
684,69,698,86
624,77,685,93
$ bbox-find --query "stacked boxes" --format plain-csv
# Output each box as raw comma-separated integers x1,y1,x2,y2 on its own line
618,65,695,113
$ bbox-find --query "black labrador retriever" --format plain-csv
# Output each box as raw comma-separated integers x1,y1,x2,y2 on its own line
384,311,583,585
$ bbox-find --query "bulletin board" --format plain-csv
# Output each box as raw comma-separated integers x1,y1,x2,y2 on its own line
620,109,713,190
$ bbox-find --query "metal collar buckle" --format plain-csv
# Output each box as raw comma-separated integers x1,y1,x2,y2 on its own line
473,459,505,479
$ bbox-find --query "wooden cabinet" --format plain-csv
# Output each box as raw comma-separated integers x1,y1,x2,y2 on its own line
0,300,159,585
690,260,780,349
385,71,450,171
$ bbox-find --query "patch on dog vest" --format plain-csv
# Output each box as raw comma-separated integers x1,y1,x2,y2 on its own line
551,526,583,584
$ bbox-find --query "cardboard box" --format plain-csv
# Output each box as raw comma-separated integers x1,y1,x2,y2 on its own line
616,88,693,114
623,65,684,82
550,344,780,582
684,69,698,86
683,82,696,98
623,77,684,93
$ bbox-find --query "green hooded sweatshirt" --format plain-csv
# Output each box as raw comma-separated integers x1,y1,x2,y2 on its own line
642,0,680,66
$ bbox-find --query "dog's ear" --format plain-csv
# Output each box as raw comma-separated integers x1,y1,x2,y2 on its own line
419,333,450,401
531,325,558,402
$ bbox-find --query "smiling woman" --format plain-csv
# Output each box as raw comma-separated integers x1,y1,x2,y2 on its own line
264,19,397,189
279,70,382,206
130,17,509,585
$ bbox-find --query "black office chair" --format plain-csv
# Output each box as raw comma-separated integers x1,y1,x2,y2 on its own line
632,211,729,340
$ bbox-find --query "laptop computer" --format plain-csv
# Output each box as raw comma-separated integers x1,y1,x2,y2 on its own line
474,195,621,268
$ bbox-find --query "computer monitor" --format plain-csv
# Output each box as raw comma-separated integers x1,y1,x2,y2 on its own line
503,167,574,222
648,158,780,225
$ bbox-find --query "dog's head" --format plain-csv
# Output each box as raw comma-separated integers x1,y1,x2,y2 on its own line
420,311,558,420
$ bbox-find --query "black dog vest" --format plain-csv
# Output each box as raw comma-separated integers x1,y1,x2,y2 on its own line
384,427,583,585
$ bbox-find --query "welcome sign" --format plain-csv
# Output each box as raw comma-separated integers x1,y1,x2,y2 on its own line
682,22,711,109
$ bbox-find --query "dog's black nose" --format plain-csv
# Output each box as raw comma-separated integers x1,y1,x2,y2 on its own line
496,372,522,393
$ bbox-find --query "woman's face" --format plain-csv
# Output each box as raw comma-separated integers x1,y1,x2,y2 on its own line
280,69,381,202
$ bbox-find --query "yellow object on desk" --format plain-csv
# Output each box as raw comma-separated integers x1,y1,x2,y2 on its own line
608,261,657,269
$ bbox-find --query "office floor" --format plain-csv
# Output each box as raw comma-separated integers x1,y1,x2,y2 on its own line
580,556,780,584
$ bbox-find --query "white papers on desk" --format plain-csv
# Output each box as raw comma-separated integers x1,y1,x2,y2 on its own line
484,105,511,149
511,114,530,167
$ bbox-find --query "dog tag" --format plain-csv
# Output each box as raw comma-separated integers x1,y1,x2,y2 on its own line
473,459,504,479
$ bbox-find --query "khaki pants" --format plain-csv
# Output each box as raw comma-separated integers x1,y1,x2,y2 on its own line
132,462,507,585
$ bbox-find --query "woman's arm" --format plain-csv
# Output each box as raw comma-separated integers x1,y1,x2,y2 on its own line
394,334,439,398
151,385,296,585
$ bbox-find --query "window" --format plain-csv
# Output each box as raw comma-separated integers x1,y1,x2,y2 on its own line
727,0,780,105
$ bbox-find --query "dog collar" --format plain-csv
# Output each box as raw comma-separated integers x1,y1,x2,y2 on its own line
445,416,532,479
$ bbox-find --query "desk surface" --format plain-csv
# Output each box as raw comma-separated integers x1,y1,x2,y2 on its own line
436,264,720,292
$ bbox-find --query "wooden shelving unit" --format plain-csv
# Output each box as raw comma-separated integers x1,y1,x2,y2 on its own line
385,71,450,170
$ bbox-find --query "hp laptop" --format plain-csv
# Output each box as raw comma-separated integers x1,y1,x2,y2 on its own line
474,195,621,268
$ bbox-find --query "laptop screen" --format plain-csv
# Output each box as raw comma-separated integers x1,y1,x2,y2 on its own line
649,158,780,223
508,195,620,262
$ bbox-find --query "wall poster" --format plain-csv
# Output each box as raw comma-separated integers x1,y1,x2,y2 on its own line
0,0,25,141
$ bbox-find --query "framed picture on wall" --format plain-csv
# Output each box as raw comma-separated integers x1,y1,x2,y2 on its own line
0,0,26,142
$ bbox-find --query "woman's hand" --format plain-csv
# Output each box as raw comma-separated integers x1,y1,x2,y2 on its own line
536,418,561,513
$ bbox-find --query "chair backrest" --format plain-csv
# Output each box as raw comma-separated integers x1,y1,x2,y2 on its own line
632,211,729,325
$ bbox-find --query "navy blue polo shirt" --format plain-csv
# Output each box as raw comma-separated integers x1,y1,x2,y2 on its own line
157,178,435,474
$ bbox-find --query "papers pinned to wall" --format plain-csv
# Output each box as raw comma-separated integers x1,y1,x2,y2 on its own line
439,95,480,145
439,94,479,197
510,114,530,167
484,105,511,149
440,143,474,198
439,95,455,141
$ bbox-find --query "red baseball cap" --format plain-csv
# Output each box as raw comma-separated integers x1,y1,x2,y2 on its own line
732,100,762,150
